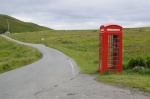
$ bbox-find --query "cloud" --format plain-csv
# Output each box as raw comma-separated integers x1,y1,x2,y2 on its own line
0,0,150,29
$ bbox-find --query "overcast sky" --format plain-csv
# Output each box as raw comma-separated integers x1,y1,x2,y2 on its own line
0,0,150,30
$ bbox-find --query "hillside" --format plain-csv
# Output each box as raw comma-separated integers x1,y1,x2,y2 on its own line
0,14,52,33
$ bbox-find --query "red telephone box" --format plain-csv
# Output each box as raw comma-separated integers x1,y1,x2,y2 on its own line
99,24,122,74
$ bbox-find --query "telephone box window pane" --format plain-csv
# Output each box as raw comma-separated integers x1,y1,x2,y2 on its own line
108,34,120,70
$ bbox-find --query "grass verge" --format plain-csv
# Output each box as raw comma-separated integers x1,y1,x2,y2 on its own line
0,35,40,73
96,72,150,92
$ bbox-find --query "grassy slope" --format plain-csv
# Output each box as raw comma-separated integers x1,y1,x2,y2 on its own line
0,36,40,73
9,28,150,92
0,14,52,33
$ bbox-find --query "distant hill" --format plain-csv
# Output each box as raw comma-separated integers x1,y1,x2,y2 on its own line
0,14,52,33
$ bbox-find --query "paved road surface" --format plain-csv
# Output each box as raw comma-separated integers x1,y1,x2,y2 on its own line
0,35,149,99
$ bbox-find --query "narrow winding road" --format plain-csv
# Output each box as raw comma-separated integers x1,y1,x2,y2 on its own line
0,35,149,99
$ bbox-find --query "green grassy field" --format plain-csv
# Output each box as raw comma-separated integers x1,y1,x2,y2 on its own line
9,28,150,92
0,36,40,73
123,28,150,68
